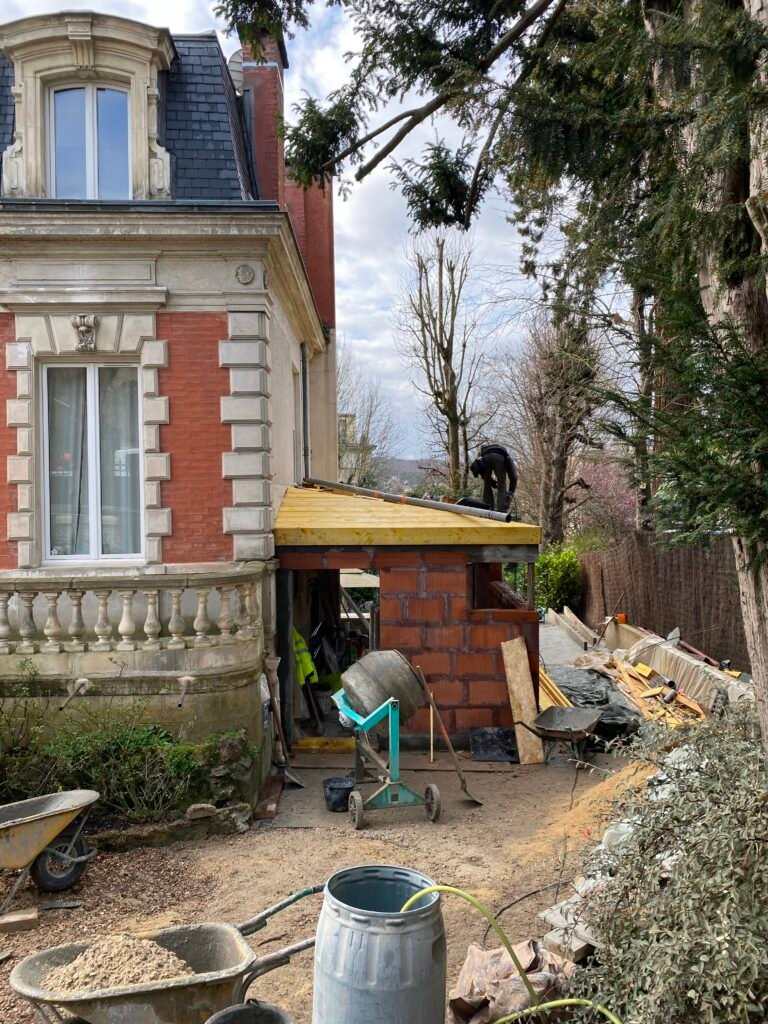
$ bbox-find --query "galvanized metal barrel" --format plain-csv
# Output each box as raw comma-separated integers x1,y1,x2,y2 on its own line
341,650,422,724
312,864,446,1024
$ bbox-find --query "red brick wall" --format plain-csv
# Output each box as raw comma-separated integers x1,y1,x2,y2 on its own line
157,312,232,563
278,547,540,739
0,314,17,570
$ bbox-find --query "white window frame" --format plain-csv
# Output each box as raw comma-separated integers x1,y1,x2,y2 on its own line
48,83,132,200
41,363,145,565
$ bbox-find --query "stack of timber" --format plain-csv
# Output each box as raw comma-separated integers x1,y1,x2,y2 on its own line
538,667,573,710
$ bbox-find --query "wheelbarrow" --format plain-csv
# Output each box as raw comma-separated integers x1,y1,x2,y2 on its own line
0,790,100,915
519,707,602,764
10,884,325,1024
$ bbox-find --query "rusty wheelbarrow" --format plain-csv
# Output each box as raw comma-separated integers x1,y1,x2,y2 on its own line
10,884,324,1024
519,707,602,764
0,790,100,915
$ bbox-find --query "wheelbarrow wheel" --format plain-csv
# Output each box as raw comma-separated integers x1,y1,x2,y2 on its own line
348,790,365,830
425,784,441,822
30,832,88,892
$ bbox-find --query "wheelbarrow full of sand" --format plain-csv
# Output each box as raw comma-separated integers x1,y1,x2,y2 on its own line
519,707,602,763
0,790,99,915
10,884,324,1024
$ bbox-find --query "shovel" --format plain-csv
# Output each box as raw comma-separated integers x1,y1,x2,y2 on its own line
264,656,305,789
415,667,483,806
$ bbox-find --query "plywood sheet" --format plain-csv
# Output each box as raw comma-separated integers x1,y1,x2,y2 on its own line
274,486,542,548
501,636,545,765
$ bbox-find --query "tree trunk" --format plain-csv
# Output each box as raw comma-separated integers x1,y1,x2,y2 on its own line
544,450,569,546
446,414,461,496
733,538,768,746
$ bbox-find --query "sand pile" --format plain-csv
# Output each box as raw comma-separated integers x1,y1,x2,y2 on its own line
46,933,194,993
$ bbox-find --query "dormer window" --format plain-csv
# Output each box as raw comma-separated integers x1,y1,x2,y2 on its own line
50,85,130,200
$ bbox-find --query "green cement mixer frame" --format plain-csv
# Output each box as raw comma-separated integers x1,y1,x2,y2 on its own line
332,692,440,828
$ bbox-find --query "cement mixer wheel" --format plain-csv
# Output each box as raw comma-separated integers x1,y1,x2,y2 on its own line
349,790,365,830
425,784,441,822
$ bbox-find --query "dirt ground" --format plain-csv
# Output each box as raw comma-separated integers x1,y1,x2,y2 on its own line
0,752,643,1023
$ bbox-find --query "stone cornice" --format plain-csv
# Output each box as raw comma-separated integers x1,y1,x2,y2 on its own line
0,207,326,350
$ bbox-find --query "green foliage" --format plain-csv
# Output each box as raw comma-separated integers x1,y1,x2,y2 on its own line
576,705,768,1024
535,545,582,611
0,698,207,822
568,530,610,555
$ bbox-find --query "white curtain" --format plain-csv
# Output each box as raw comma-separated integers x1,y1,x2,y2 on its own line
99,366,140,556
47,367,89,556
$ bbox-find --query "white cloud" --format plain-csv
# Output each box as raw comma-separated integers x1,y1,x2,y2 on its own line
1,1,530,457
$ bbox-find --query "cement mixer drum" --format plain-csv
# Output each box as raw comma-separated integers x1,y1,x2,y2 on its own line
340,650,422,725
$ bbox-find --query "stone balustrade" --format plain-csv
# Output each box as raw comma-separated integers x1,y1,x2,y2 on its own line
0,569,264,655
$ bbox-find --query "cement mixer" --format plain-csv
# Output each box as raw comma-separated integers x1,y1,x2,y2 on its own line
332,651,441,830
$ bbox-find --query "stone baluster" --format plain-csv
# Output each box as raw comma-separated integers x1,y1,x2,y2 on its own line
235,585,251,640
193,588,212,647
247,581,263,642
168,588,186,649
0,592,12,654
66,591,86,652
116,590,137,651
143,589,161,650
43,592,63,652
17,592,38,654
217,586,235,644
93,590,113,650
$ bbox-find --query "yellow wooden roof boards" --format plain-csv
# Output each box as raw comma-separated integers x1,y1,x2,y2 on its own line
274,487,542,549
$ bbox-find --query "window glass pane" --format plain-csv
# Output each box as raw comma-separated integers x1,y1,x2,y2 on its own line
97,89,130,200
54,89,87,199
47,368,90,556
99,367,140,555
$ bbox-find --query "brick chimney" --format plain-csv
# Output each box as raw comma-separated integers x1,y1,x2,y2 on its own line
241,33,336,331
241,33,287,207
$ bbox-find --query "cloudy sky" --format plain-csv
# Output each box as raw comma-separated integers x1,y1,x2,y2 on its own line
3,0,530,455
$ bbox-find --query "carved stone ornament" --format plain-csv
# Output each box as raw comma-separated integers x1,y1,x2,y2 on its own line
262,268,270,290
235,264,256,286
72,314,99,352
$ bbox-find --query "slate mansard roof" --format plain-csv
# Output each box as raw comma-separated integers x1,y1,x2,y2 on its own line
0,32,258,201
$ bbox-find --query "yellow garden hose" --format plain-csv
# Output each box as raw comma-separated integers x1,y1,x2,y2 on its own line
400,885,622,1024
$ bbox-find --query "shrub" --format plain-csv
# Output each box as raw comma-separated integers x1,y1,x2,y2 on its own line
575,705,768,1024
0,695,209,822
535,545,583,611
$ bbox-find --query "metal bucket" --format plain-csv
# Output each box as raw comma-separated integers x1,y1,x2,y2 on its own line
312,864,446,1024
341,651,422,725
206,1001,294,1023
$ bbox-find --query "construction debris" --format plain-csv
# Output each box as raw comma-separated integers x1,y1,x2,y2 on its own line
538,668,572,709
449,939,575,1023
570,652,707,727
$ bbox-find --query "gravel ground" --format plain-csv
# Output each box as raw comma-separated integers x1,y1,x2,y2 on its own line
0,757,640,1023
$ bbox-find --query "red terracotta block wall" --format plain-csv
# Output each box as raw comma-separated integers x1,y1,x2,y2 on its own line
376,550,539,738
0,314,17,570
157,312,232,563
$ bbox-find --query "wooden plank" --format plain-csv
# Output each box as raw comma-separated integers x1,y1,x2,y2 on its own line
0,909,39,933
562,606,598,644
501,637,545,765
547,609,589,651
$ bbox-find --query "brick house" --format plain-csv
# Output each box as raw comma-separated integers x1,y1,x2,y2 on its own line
0,12,335,779
0,10,541,773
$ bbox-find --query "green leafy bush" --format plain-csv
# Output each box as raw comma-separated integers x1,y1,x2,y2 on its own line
535,545,583,611
0,696,207,822
576,706,768,1024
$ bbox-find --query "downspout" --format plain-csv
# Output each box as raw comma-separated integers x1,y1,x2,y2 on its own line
300,342,311,480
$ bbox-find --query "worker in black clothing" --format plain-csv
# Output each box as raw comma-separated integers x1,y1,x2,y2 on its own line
469,443,518,512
